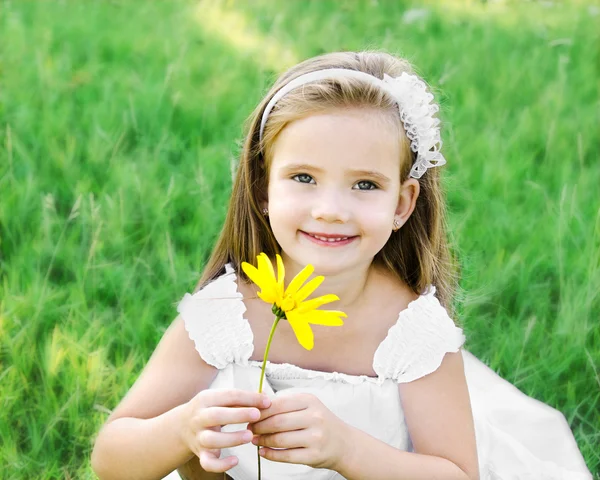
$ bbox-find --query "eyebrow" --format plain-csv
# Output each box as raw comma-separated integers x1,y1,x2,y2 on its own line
279,163,392,186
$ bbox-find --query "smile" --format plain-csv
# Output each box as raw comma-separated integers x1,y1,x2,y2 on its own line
300,231,357,246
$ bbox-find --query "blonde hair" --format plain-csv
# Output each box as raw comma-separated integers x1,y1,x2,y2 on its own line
193,51,461,320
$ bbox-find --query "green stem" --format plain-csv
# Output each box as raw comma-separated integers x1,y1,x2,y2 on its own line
257,314,282,479
259,315,281,393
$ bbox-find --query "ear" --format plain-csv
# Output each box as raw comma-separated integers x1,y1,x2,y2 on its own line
394,178,420,228
258,155,272,212
259,188,269,211
257,177,269,212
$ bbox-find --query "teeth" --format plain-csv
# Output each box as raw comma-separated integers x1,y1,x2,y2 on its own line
311,234,348,242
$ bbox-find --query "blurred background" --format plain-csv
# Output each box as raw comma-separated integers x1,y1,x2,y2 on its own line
0,0,598,478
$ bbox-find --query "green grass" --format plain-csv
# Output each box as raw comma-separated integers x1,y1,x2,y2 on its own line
0,0,598,478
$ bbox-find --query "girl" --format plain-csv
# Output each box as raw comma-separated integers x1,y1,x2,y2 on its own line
91,51,593,480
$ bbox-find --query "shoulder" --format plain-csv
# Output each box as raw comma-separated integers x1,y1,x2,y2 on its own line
373,285,466,383
177,263,254,369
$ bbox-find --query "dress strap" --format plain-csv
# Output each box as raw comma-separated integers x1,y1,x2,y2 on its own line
177,263,254,369
373,286,466,383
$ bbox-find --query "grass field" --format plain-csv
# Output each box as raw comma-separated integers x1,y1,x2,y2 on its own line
0,0,598,478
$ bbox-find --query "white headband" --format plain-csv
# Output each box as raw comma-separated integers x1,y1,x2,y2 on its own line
259,68,446,179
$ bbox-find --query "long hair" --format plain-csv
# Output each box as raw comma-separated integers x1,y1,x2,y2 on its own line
193,51,461,320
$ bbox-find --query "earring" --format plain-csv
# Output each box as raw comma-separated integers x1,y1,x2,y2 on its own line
392,219,401,232
262,208,269,216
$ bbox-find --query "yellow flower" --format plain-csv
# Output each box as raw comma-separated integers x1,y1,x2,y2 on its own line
241,253,346,350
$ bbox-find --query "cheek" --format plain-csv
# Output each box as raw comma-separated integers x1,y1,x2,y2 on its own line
268,184,305,229
362,210,394,237
269,183,301,210
356,197,395,222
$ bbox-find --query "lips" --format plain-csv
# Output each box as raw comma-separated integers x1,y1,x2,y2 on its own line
300,231,357,245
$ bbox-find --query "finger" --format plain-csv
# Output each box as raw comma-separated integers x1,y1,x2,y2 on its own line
257,395,308,421
199,389,272,409
251,410,307,435
253,429,308,449
200,406,262,427
198,429,253,449
199,450,239,473
258,446,304,464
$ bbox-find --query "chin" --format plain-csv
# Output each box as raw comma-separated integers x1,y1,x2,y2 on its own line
303,253,360,276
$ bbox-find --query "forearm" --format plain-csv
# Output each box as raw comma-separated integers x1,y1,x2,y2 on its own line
91,403,194,480
336,425,471,480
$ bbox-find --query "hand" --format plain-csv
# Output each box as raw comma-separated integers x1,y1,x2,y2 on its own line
248,392,352,471
180,389,272,473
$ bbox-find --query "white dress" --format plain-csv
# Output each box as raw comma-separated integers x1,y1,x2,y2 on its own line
163,263,593,480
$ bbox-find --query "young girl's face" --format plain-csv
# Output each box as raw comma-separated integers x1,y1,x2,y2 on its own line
265,108,408,277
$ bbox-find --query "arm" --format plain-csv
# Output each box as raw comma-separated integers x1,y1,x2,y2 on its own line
91,315,219,480
92,404,195,480
336,351,479,480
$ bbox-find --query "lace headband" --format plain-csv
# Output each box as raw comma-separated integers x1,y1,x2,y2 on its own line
259,68,446,179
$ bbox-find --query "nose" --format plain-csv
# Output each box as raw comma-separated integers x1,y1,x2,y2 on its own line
311,189,350,224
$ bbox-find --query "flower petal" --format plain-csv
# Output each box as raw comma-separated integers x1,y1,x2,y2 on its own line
296,294,340,313
257,289,279,304
295,275,324,303
276,254,285,294
304,309,347,326
257,253,276,281
286,311,315,350
285,263,314,297
241,262,268,290
243,256,280,304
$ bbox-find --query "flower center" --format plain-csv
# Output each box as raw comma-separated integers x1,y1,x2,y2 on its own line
280,295,296,311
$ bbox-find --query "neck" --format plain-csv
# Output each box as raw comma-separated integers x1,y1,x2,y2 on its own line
281,255,378,313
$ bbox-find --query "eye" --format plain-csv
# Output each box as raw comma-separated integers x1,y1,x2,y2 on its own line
292,174,315,184
353,180,378,191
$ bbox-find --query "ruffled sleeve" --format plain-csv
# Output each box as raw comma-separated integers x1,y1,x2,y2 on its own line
373,285,465,383
176,263,254,369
